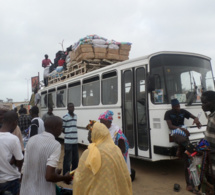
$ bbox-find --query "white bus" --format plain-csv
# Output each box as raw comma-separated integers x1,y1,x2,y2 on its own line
40,51,214,161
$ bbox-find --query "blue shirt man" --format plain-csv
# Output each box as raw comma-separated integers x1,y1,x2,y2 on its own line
62,103,79,175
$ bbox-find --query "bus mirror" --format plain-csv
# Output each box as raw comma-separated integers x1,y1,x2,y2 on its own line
147,75,155,92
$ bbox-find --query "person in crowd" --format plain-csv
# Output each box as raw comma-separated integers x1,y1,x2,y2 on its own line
0,105,9,128
19,104,27,115
0,106,24,152
164,98,201,194
13,126,25,153
98,110,131,174
18,106,31,134
201,91,215,179
13,107,18,114
73,121,132,195
42,107,54,122
42,54,53,87
29,92,35,108
0,111,24,195
58,56,65,67
20,116,72,195
34,88,40,107
63,103,78,175
29,106,45,137
42,54,53,68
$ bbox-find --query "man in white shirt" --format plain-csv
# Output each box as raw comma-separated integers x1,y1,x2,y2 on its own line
34,88,40,106
0,111,24,195
29,106,45,137
20,116,72,195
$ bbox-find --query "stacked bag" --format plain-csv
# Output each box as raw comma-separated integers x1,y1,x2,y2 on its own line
67,35,132,65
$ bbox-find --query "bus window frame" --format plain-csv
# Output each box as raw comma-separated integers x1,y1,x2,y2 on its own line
101,70,118,105
41,91,47,108
56,85,67,108
82,75,100,106
68,81,81,107
48,88,56,108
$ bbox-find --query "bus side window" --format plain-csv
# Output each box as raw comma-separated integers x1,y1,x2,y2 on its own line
41,92,47,108
57,88,66,108
83,76,100,106
102,71,118,105
68,81,81,107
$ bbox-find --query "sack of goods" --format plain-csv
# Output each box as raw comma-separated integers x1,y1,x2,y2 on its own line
67,34,132,64
48,35,132,85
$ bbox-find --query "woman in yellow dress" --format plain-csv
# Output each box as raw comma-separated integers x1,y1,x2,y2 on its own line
73,121,132,195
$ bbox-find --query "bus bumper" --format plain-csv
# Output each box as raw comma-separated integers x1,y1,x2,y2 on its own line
154,145,178,156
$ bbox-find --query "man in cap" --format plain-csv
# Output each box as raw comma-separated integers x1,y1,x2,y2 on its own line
164,98,201,194
165,98,201,137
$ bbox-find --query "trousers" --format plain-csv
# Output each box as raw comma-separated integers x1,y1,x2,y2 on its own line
0,179,20,195
63,143,79,175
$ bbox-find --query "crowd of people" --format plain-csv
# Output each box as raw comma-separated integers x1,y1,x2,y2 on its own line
1,90,215,195
0,101,132,195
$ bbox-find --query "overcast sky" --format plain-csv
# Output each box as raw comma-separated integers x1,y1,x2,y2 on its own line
0,0,215,102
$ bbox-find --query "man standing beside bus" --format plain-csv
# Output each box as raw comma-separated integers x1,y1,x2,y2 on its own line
62,103,79,175
201,91,215,183
164,98,201,194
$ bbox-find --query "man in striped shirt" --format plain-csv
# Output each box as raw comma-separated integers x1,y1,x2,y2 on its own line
201,91,215,176
63,102,79,175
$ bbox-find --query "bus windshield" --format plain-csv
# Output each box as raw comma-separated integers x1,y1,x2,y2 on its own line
150,54,214,105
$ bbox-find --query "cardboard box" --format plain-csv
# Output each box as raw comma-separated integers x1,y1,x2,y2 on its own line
69,51,76,62
107,48,119,54
75,44,93,58
94,52,107,59
119,49,129,55
119,55,129,61
107,53,119,60
119,44,131,51
94,47,107,53
76,52,95,62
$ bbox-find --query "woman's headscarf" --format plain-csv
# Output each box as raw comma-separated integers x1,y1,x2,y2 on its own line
85,121,113,175
98,110,114,121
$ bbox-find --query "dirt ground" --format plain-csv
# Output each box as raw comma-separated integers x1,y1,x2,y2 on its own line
57,141,196,195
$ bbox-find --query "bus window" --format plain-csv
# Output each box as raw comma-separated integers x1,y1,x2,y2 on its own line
102,71,118,105
150,54,214,105
57,86,66,107
82,76,100,106
68,81,81,106
205,71,214,91
150,66,167,104
48,89,56,108
41,91,47,108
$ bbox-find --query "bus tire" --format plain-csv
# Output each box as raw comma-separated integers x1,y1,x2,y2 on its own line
130,168,136,182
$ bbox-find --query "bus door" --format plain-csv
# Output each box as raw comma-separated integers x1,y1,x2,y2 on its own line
122,66,150,158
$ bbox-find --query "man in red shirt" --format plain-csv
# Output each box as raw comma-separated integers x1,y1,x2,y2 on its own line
42,54,53,68
42,54,53,87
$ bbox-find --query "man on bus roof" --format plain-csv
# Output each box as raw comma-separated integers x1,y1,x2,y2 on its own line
164,98,201,194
